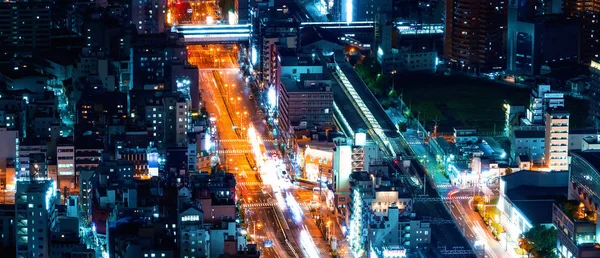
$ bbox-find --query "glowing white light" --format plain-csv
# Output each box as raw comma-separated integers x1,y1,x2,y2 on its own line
45,180,57,210
267,87,277,109
180,29,250,34
251,46,258,66
206,16,214,25
354,132,366,146
345,0,353,23
228,11,238,25
377,47,384,57
286,194,304,223
300,229,320,258
204,133,212,151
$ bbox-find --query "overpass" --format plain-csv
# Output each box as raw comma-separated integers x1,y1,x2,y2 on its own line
300,21,444,35
173,24,252,43
173,21,442,44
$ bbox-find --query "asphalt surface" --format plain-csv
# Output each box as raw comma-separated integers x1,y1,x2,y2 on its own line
193,46,335,257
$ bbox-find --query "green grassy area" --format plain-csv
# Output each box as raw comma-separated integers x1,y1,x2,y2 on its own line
397,74,589,132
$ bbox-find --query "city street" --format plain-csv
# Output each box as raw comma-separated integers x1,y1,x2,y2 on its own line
402,119,517,257
192,46,335,257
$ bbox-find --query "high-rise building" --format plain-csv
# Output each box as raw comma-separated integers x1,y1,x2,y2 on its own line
130,33,187,91
15,178,58,258
544,108,570,171
563,0,600,64
506,0,578,74
0,128,18,186
178,207,210,257
373,0,393,62
0,0,52,51
339,0,391,22
131,0,166,34
57,140,76,192
524,85,564,125
444,0,507,72
588,60,600,128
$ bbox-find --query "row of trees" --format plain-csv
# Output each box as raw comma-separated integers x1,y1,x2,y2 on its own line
472,196,503,240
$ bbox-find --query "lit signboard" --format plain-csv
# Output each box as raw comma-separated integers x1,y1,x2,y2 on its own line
147,152,159,177
591,61,600,71
355,132,366,146
383,249,406,257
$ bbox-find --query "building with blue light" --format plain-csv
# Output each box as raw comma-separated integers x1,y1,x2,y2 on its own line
15,178,58,258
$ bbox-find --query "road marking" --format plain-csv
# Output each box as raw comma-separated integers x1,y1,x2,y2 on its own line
436,183,453,189
443,196,472,200
216,149,279,154
237,182,263,186
242,202,311,208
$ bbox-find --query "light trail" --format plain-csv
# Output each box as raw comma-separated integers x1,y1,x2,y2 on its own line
300,228,320,258
285,193,304,224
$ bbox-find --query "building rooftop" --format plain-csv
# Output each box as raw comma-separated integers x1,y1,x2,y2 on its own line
572,151,600,174
570,128,599,135
502,170,569,190
0,65,46,80
514,130,545,138
512,199,557,225
282,75,331,93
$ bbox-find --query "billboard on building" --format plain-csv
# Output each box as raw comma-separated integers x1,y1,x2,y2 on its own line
147,152,159,177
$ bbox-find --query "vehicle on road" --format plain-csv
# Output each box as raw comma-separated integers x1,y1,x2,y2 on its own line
264,240,273,248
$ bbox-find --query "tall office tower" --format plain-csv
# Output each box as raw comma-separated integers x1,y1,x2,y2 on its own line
0,0,52,52
589,61,600,128
444,0,507,72
506,0,579,75
374,0,394,64
564,0,600,64
340,0,391,22
15,178,58,258
131,0,166,34
544,108,570,171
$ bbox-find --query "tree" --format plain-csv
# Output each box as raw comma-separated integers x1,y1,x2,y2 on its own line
523,225,558,258
472,196,485,212
398,122,408,132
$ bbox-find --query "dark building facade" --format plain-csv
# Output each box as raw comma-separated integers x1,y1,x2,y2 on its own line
563,0,600,64
507,15,580,75
444,0,507,72
0,0,52,52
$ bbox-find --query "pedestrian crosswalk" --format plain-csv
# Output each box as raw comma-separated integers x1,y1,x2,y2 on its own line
237,182,263,186
242,202,276,208
436,183,453,189
241,202,311,208
216,139,277,143
215,149,280,155
216,149,251,154
442,196,472,200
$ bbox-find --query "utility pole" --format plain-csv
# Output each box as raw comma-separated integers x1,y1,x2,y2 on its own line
319,163,323,225
224,147,227,172
423,173,427,195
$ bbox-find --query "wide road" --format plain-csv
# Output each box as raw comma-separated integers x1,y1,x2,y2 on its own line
193,46,332,257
